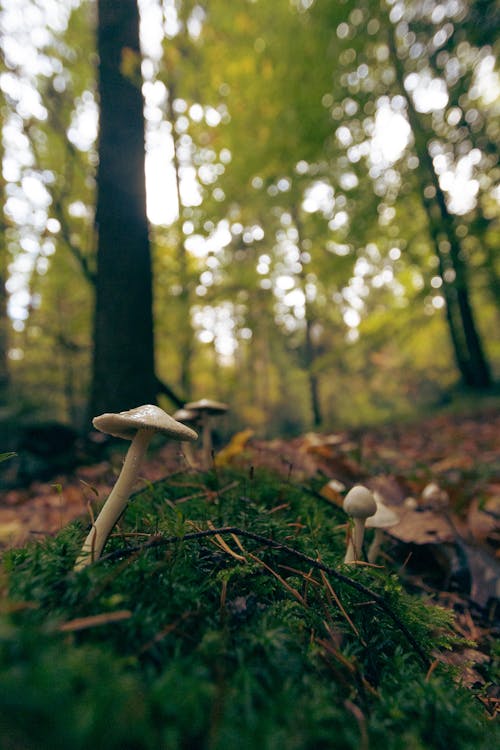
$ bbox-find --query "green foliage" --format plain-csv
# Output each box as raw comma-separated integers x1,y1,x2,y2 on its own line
2,0,499,430
1,467,496,748
0,621,154,750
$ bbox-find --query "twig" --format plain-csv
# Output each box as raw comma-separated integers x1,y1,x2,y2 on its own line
97,525,429,665
59,609,132,632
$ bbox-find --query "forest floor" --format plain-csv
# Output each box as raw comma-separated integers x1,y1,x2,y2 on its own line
1,404,499,715
1,404,499,559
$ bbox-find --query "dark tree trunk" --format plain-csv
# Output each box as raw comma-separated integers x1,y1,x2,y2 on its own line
90,0,157,417
304,311,322,428
293,208,323,426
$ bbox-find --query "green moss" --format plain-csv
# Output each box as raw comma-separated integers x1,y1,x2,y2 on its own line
1,468,496,749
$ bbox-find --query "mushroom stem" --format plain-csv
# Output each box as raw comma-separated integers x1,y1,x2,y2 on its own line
181,441,198,468
344,518,366,564
74,429,152,570
201,413,213,469
367,530,384,563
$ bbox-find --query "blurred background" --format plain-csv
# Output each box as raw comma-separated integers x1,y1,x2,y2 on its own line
0,0,499,459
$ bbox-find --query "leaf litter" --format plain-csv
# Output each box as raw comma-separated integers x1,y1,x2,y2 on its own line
1,406,499,719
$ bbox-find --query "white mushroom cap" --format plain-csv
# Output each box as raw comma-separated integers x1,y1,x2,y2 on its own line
93,404,197,442
184,399,228,416
343,485,377,519
173,408,199,424
366,501,399,529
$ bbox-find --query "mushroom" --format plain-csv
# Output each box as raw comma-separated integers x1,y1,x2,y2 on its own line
421,482,449,509
184,398,229,469
365,495,400,563
74,405,197,570
172,408,200,468
343,485,377,563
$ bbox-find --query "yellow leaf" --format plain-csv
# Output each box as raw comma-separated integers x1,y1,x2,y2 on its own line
319,480,344,507
215,429,254,467
0,520,24,544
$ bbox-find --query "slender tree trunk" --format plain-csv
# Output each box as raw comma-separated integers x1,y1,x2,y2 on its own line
0,254,9,406
165,80,193,398
425,42,500,317
387,22,492,389
428,210,475,383
293,207,323,426
305,317,322,427
0,108,10,405
90,0,157,417
482,239,500,313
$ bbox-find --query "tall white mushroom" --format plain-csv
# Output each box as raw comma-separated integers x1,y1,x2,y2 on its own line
365,496,400,563
184,398,228,469
343,485,377,564
74,405,197,570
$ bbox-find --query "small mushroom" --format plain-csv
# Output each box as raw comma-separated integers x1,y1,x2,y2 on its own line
173,408,199,424
404,496,418,510
421,482,449,509
173,408,200,468
365,495,400,563
343,485,377,563
74,405,197,570
184,398,229,469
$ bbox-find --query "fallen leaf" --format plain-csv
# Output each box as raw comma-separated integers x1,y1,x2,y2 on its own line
467,496,500,549
388,508,455,545
0,520,24,545
319,479,345,506
215,429,254,467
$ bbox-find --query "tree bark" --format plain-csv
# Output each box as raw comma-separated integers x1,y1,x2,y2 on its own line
0,247,9,406
305,315,322,427
90,0,157,417
165,80,193,398
0,92,10,405
293,207,323,426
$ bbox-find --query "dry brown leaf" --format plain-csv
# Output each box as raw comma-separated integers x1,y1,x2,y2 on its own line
431,455,474,473
318,480,344,506
467,496,500,548
388,508,455,545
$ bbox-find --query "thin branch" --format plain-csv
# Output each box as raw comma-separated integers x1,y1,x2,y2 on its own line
155,376,185,408
97,525,429,665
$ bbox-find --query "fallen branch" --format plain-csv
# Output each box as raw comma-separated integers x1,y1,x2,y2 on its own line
97,525,430,665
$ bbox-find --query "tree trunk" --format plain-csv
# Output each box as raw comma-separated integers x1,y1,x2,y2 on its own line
293,207,323,426
387,22,492,389
166,80,193,398
305,317,322,428
90,0,157,417
0,98,10,405
0,254,9,407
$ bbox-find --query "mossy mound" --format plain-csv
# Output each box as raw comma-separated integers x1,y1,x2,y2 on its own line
1,468,497,749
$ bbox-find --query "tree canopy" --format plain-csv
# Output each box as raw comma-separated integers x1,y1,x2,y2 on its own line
1,0,498,435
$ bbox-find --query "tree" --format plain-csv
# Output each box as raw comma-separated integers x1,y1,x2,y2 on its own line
0,189,9,407
383,3,492,388
0,81,9,405
0,41,12,406
89,0,157,416
300,0,495,391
